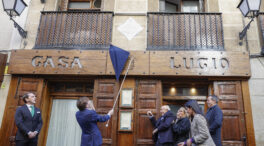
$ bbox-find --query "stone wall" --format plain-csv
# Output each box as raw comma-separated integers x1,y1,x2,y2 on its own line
249,58,264,146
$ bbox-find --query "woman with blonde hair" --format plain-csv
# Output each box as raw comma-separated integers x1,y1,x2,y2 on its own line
172,107,190,146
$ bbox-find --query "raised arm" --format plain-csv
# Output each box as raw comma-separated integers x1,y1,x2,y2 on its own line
157,116,174,131
149,116,157,127
89,110,112,122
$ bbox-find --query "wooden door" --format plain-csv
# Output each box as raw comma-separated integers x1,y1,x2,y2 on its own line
134,80,162,146
117,78,135,146
93,79,119,146
0,77,45,146
214,81,247,146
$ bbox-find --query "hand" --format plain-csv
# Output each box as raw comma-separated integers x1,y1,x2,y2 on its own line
152,128,158,135
186,139,192,146
28,131,35,139
33,131,38,136
107,109,114,116
147,111,153,117
177,142,184,146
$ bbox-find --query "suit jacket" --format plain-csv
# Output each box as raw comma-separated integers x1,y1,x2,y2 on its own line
190,114,215,146
172,117,190,144
76,109,110,146
15,105,43,141
150,111,175,144
206,105,223,146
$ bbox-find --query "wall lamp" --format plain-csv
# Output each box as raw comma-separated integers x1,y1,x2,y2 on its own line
2,0,28,38
237,0,261,45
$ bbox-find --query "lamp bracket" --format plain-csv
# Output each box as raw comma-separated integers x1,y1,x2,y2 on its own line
239,18,254,45
10,17,27,38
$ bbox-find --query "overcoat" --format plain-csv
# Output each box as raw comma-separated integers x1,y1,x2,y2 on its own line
150,111,175,144
76,109,110,146
205,105,223,146
190,114,215,146
172,117,190,145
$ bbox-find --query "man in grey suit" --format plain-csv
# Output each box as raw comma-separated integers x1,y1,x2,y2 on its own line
15,92,43,146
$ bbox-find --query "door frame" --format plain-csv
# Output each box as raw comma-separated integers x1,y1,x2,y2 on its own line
39,80,94,146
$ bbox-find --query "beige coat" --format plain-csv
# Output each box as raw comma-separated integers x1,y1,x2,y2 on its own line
190,114,216,146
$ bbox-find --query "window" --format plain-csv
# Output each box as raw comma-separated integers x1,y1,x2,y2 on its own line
182,1,200,12
160,0,204,12
46,99,82,146
49,82,94,94
68,1,91,9
160,0,179,12
68,0,101,10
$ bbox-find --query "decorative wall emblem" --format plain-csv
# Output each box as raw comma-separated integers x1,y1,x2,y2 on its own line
118,17,143,40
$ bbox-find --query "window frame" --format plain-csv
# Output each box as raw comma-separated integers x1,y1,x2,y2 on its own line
67,0,101,11
161,0,205,13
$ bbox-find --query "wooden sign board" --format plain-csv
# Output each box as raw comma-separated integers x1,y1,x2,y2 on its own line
149,51,250,77
8,50,107,75
8,50,251,77
106,51,149,75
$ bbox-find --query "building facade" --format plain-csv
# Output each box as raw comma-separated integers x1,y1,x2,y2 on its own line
0,0,263,145
0,0,31,127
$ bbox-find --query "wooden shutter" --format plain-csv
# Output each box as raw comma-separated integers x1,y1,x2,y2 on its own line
93,79,119,146
214,81,246,146
0,53,7,86
0,77,45,146
135,80,162,145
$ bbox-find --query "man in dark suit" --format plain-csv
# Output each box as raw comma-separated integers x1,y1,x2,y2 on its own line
75,97,113,146
147,105,175,146
15,92,43,146
206,95,223,146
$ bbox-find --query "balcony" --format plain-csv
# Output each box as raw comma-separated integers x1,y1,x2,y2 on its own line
147,13,224,50
34,11,113,50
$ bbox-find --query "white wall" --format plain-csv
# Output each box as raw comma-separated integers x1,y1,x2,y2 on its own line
249,58,264,146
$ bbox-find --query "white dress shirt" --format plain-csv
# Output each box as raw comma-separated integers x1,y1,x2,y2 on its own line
26,104,34,112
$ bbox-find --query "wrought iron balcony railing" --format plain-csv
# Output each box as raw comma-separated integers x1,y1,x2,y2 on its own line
147,12,224,50
34,11,113,50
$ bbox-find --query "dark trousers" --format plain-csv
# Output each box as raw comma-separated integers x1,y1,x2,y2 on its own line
16,140,38,146
156,141,173,146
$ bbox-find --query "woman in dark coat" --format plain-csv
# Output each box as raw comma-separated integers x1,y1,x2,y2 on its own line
172,107,190,146
75,97,113,146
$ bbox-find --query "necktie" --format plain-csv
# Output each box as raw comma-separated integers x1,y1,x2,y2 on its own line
30,106,35,117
